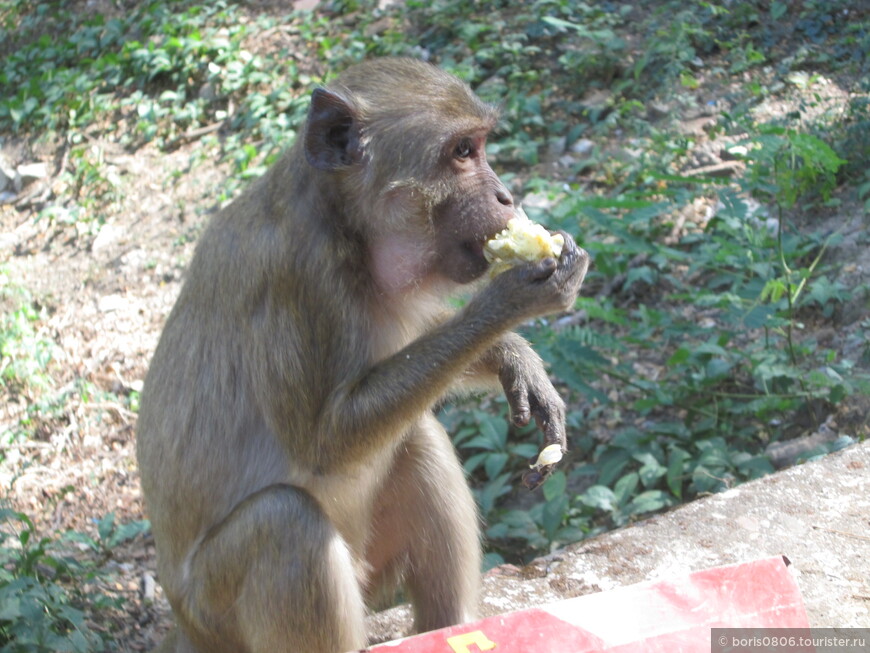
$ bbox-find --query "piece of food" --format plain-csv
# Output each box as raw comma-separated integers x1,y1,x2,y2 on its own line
483,206,565,277
522,444,564,490
531,443,563,470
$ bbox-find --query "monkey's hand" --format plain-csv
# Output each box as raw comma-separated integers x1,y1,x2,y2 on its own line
484,230,588,325
522,445,563,491
493,336,567,491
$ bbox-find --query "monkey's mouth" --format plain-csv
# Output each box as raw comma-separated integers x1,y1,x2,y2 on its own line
463,240,490,269
449,240,489,282
464,240,485,260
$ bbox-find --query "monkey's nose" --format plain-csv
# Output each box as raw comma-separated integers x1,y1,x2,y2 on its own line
496,186,513,207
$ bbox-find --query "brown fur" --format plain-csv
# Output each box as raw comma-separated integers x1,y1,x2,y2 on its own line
137,58,588,653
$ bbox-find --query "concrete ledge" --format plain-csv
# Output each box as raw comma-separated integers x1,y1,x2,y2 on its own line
368,440,870,641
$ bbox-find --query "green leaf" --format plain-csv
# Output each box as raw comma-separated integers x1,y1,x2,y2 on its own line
0,588,23,620
743,304,776,328
97,512,116,543
60,530,98,553
510,442,540,459
107,519,150,549
542,470,566,502
477,473,511,517
612,472,639,507
680,72,699,89
464,433,500,452
667,448,690,499
463,452,489,474
597,449,631,487
542,494,568,540
735,455,774,479
483,552,505,571
770,1,787,20
484,452,509,480
761,278,787,303
638,459,667,488
478,415,509,450
667,347,691,367
649,421,692,440
581,485,617,511
705,357,732,379
628,490,672,515
691,465,721,494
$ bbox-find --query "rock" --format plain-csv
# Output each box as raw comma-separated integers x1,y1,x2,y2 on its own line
17,162,48,189
580,88,611,109
722,144,749,159
688,143,721,168
647,100,671,120
678,115,717,135
142,572,156,602
547,136,567,158
98,294,127,313
198,82,218,102
0,155,15,192
520,193,555,211
570,138,595,156
579,89,612,119
92,223,125,253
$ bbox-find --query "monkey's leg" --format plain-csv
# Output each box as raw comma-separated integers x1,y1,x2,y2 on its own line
367,413,481,633
177,484,367,653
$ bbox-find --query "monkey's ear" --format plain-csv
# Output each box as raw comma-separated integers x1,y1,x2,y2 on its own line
304,88,362,171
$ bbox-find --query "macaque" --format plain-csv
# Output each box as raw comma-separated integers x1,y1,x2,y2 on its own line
136,57,588,653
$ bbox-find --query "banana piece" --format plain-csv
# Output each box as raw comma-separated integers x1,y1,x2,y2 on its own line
483,206,564,277
531,443,563,470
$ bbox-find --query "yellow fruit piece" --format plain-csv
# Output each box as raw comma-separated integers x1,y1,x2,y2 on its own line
532,443,563,469
483,207,564,277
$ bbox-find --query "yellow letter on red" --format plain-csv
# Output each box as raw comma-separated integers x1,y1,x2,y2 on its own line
446,630,497,653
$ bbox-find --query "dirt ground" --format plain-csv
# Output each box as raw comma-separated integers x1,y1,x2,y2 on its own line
0,136,228,648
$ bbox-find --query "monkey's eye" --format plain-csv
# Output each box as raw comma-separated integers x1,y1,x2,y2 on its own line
454,138,474,160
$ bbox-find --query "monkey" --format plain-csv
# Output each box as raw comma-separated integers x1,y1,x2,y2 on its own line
136,57,589,653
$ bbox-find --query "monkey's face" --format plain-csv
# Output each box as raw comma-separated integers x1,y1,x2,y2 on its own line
303,61,514,288
431,133,515,285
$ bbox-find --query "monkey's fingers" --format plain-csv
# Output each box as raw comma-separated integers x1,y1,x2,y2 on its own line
522,456,563,491
522,466,552,490
553,231,580,268
522,443,566,490
525,256,559,282
529,393,566,449
506,383,532,427
497,360,532,427
554,232,590,284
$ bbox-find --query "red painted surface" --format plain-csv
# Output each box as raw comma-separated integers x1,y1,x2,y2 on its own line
360,556,810,652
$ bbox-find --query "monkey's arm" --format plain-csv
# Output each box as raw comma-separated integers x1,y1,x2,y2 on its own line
407,311,567,451
314,247,583,471
470,332,566,449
